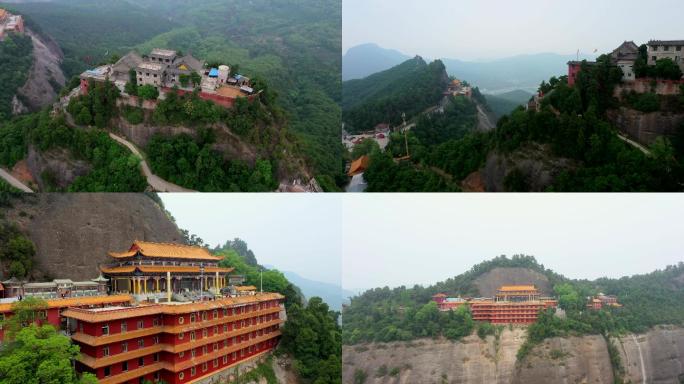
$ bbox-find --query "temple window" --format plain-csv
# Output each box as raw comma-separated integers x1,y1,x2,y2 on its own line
101,324,109,335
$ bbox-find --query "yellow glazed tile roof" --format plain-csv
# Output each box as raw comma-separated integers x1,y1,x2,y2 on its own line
498,285,537,292
109,241,222,261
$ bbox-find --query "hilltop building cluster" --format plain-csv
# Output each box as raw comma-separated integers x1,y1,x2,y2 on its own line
79,48,258,108
0,8,24,40
0,240,285,384
432,285,558,324
568,40,684,86
445,78,472,97
587,293,622,310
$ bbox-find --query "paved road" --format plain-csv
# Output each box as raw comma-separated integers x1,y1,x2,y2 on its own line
0,168,33,192
108,133,196,193
617,133,651,155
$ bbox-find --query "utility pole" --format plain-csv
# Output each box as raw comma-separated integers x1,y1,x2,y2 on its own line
260,268,263,293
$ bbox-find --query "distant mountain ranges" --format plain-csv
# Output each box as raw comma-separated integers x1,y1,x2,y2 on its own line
343,43,595,94
264,265,351,312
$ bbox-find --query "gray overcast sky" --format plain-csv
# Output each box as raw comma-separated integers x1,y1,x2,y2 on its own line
343,0,684,60
342,195,684,291
160,194,341,286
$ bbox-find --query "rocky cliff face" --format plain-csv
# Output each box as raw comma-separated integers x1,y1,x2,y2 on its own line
480,143,576,192
14,28,65,112
26,145,91,190
343,327,684,384
473,267,554,297
4,193,182,281
607,107,684,146
618,325,684,384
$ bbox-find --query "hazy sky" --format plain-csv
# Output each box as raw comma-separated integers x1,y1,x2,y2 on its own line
343,0,684,60
342,194,684,291
160,194,342,286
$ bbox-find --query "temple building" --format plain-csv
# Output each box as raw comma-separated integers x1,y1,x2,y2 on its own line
648,40,684,74
63,293,284,384
0,295,133,341
1,240,286,383
587,293,622,310
432,285,558,324
100,241,234,298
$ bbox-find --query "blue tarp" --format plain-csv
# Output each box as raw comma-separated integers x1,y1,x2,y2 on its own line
208,68,219,77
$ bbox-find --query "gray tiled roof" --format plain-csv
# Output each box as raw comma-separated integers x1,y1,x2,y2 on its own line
648,40,684,46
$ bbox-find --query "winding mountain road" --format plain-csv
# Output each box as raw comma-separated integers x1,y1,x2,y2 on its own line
617,133,651,156
108,133,196,193
0,168,33,192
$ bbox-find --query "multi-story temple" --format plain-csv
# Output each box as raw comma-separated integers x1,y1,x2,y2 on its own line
432,285,558,324
1,241,286,383
100,241,235,298
63,293,284,384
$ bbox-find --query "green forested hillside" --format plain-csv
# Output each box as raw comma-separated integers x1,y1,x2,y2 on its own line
0,33,33,120
0,111,147,192
342,57,449,133
363,55,684,191
342,255,684,348
362,96,480,191
4,0,344,189
3,0,175,78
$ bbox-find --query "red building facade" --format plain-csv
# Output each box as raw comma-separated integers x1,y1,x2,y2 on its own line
432,285,557,324
0,295,133,341
63,293,285,384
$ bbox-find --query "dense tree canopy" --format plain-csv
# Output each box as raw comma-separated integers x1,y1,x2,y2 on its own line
0,111,147,192
0,222,36,279
343,255,684,349
146,132,277,192
0,33,33,120
0,297,97,384
343,58,450,133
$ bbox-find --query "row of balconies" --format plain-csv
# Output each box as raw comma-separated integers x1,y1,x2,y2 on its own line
74,307,282,345
94,335,278,384
77,322,282,369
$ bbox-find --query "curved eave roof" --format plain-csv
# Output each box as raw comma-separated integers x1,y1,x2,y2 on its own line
109,241,222,261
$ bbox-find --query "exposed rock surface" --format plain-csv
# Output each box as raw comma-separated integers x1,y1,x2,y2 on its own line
15,28,65,111
26,145,91,190
473,267,554,297
343,327,684,384
481,143,575,192
342,329,525,384
4,193,183,281
513,334,614,384
618,325,684,384
113,115,313,185
607,107,684,146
